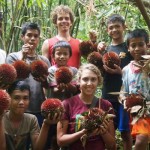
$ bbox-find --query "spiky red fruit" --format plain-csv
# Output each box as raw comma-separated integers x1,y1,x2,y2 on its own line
12,60,31,79
30,60,48,78
78,108,107,132
102,51,121,69
0,64,17,86
0,90,10,111
41,98,64,118
87,52,103,70
126,94,143,109
55,66,73,84
79,41,95,58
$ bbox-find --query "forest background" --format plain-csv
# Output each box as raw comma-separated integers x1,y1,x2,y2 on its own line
0,0,150,54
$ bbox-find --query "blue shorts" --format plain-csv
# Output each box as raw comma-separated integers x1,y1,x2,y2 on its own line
111,102,130,132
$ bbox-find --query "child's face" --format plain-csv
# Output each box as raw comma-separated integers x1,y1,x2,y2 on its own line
128,37,147,61
79,69,99,97
107,21,125,40
21,29,40,50
53,47,70,67
56,12,72,32
10,90,30,115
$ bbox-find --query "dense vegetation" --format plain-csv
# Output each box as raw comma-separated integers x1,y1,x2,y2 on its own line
0,0,149,54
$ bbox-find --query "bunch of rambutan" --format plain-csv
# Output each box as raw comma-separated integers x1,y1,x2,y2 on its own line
30,59,49,78
79,41,95,58
41,98,64,118
78,107,113,148
55,66,73,84
125,94,144,110
78,108,108,132
0,64,17,88
0,90,10,113
102,51,121,69
87,52,103,71
12,60,31,79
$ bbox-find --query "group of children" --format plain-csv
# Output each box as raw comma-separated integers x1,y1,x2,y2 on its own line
0,4,150,150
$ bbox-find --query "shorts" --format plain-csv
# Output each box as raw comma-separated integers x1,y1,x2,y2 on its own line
131,117,150,137
111,101,130,132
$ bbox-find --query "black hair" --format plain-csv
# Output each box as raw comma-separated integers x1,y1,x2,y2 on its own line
7,80,30,95
21,22,40,35
107,14,125,26
126,29,149,47
52,40,72,57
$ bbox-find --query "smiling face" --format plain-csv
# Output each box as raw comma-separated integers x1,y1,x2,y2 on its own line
107,21,125,40
79,69,99,97
21,29,40,50
55,12,72,32
10,90,30,115
128,37,147,61
53,47,70,67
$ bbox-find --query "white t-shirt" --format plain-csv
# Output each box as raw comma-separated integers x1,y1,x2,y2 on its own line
0,49,6,64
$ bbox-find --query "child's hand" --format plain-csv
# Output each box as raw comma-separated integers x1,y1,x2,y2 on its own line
0,79,10,89
57,83,68,92
33,74,48,82
103,64,122,74
97,42,107,53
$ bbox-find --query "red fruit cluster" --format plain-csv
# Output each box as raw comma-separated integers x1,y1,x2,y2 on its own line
30,60,49,78
0,90,10,111
126,94,143,109
41,98,64,118
55,66,73,84
12,60,31,79
87,52,103,70
102,51,121,69
81,108,105,132
79,41,95,58
0,64,17,85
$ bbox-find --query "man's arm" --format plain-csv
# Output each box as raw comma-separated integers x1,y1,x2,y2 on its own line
0,114,6,150
33,113,62,150
41,39,49,59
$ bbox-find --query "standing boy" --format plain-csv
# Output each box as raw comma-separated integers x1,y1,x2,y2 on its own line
42,5,81,68
98,14,133,150
121,29,150,150
6,22,51,127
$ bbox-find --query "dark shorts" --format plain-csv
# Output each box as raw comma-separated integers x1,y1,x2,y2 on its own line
111,101,130,132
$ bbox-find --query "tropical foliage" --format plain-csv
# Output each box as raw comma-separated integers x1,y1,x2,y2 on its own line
0,0,149,54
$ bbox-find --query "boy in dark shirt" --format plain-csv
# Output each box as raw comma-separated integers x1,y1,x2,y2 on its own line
98,14,133,150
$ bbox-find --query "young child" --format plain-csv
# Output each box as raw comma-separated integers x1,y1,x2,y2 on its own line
46,40,78,150
42,5,81,68
121,28,150,150
5,22,51,127
98,14,133,150
47,40,78,100
0,80,61,150
57,63,116,150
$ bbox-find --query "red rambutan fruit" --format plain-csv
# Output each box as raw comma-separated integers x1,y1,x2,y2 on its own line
41,98,64,118
55,66,73,84
0,64,17,86
0,90,10,112
12,60,31,79
102,51,121,69
126,94,144,109
79,41,95,58
87,52,103,70
30,60,49,78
